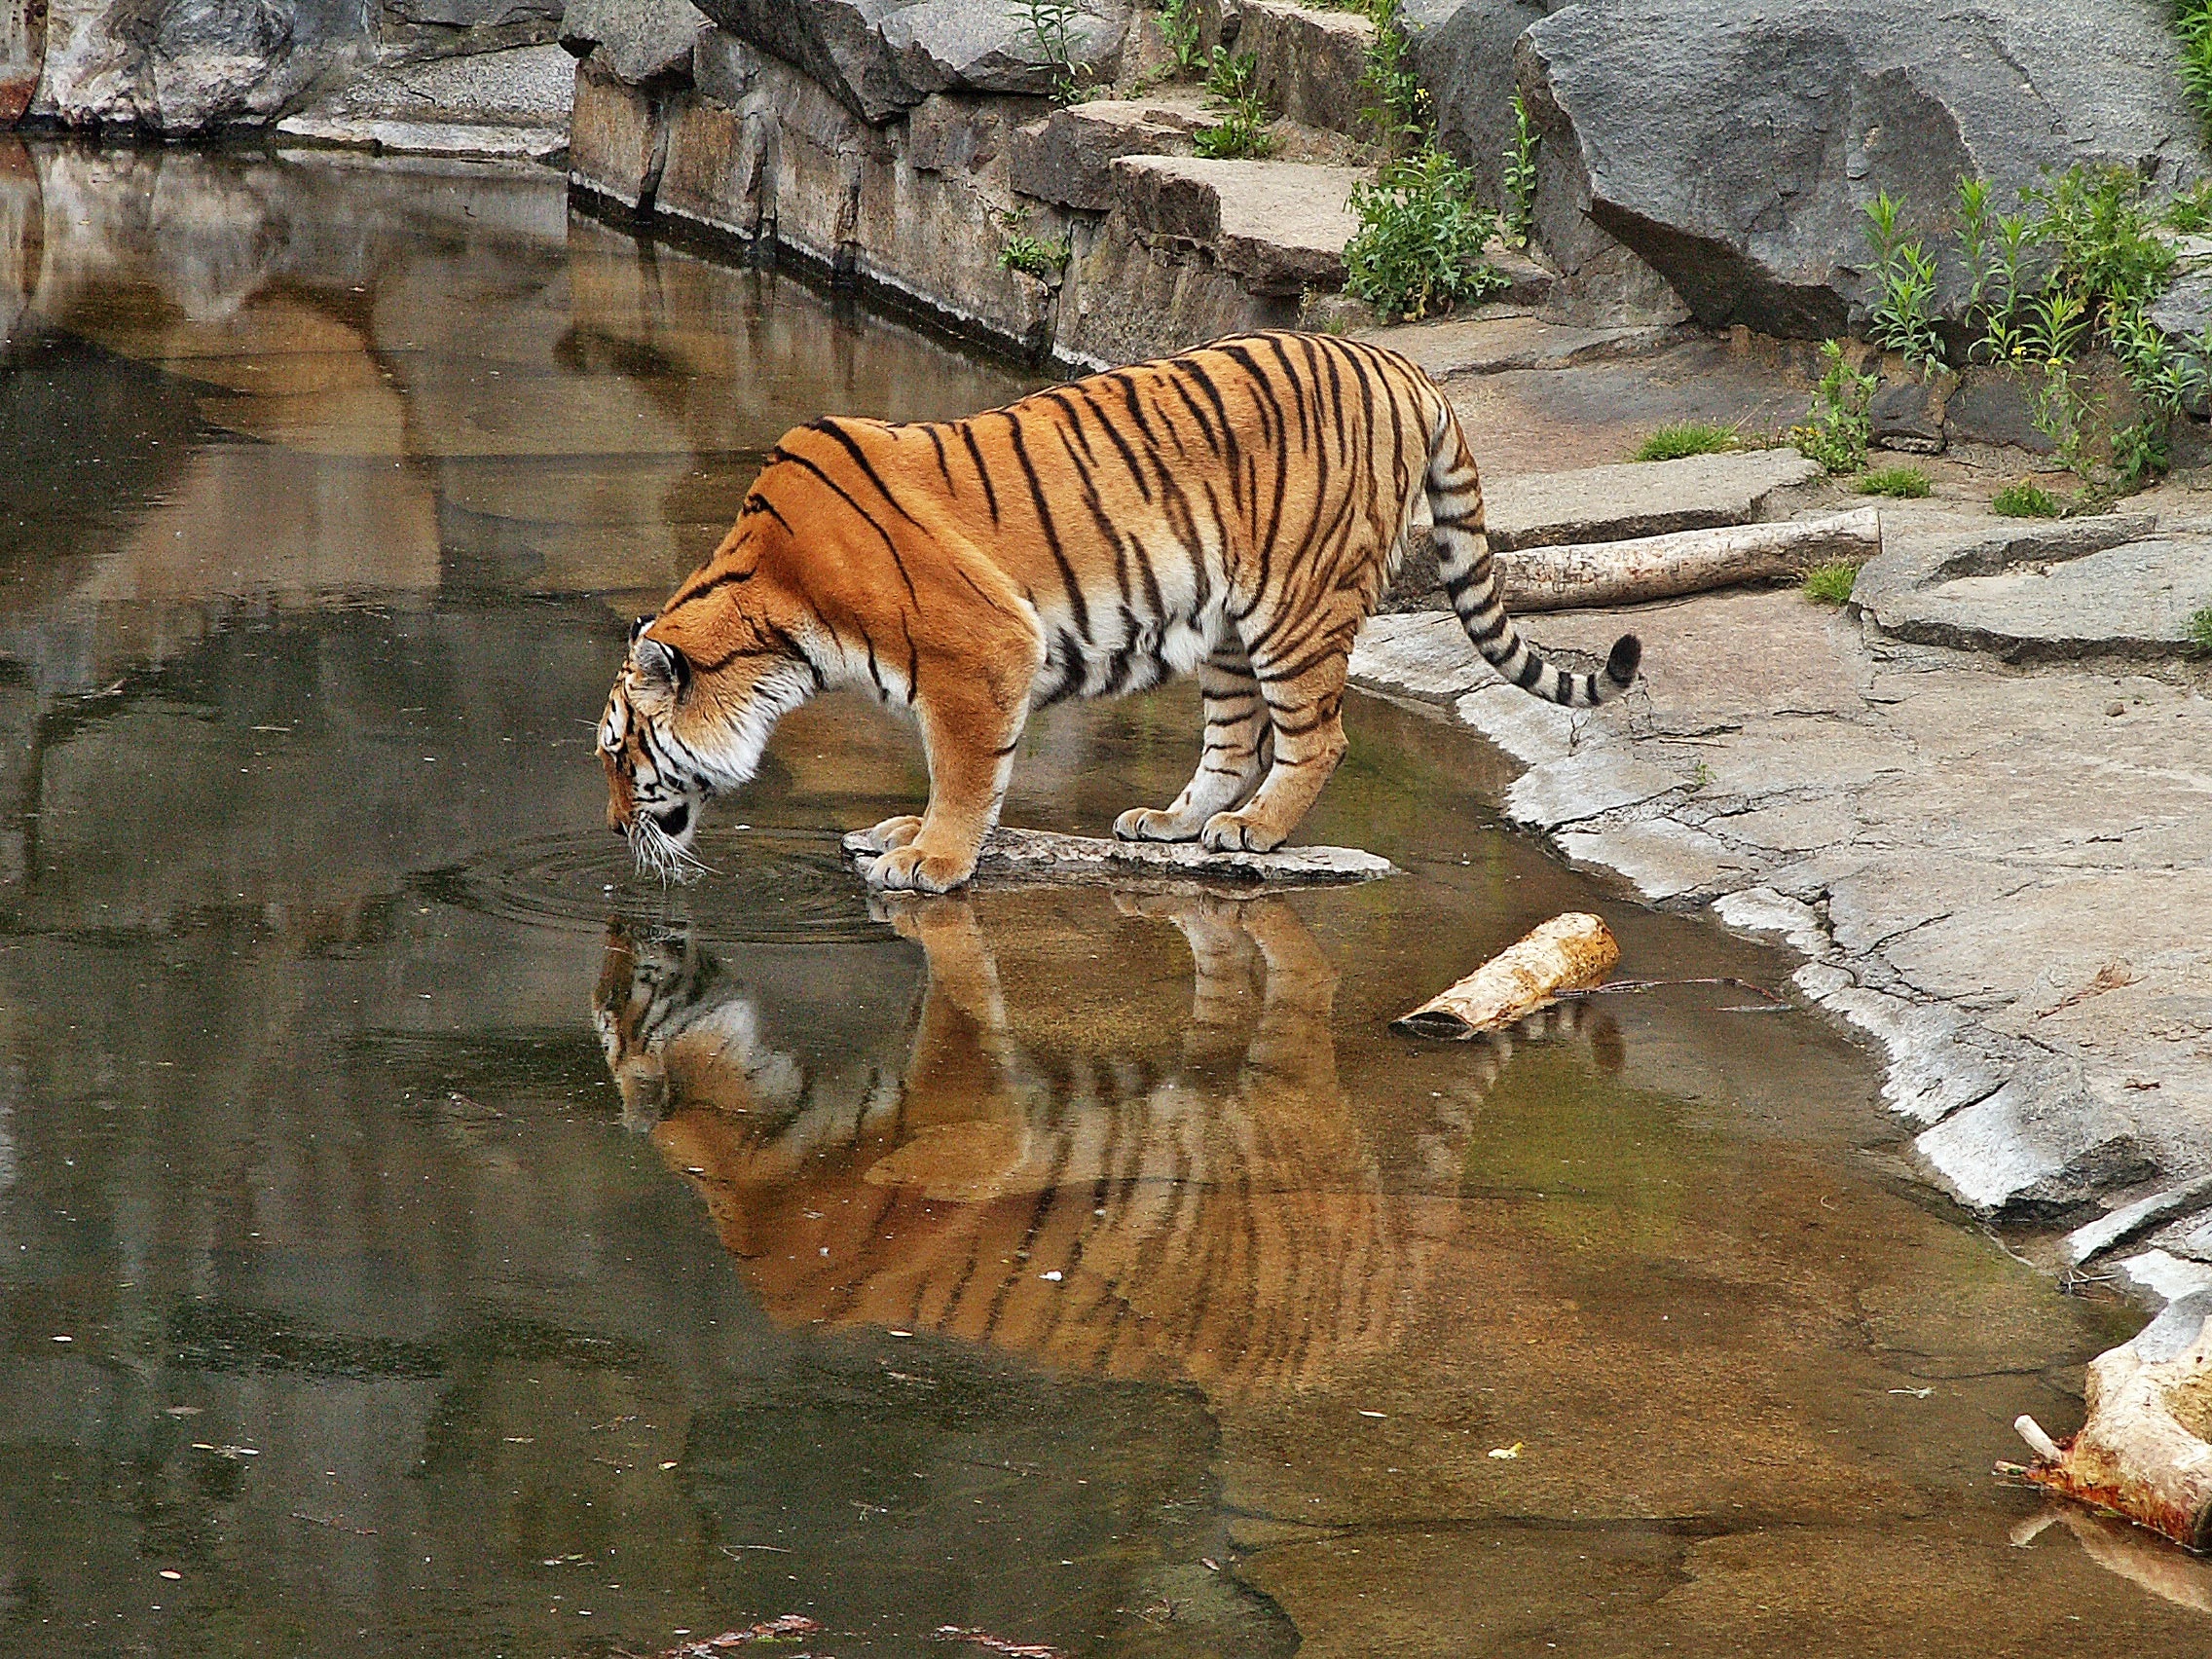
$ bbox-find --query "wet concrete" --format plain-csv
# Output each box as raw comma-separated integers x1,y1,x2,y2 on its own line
0,138,2204,1655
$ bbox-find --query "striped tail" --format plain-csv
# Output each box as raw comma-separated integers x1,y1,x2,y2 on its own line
1423,406,1640,708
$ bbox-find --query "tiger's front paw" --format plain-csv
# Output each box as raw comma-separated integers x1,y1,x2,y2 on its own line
858,814,924,853
1200,811,1286,854
868,843,976,894
1114,806,1201,843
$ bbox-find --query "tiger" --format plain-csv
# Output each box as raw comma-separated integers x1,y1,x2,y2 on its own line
598,329,1641,889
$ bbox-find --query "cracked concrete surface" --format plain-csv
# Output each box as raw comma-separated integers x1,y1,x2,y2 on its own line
1351,492,2212,1305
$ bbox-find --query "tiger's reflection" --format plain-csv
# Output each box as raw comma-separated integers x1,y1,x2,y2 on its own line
594,895,1614,1395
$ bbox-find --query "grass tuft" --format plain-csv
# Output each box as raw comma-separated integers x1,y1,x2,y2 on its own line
1633,422,1737,462
1801,562,1861,606
2190,606,2212,653
1991,480,2063,518
1857,465,1932,498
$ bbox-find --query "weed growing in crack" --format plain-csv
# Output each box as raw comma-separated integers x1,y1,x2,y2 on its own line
1345,149,1508,321
1991,480,2063,518
1858,465,1932,498
1801,562,1862,606
1788,341,1877,474
1633,422,1737,461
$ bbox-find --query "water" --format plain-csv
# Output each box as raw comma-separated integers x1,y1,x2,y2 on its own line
0,138,2201,1656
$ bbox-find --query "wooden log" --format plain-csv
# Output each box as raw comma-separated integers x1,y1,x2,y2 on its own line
1392,912,1621,1039
842,825,1395,889
1494,506,1882,611
2015,1316,2212,1551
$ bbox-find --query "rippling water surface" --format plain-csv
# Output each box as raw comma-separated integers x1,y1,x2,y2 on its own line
0,138,2198,1656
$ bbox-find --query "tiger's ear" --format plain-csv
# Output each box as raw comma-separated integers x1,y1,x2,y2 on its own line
633,633,691,701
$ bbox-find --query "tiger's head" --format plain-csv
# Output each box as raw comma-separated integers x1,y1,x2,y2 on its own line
599,602,816,880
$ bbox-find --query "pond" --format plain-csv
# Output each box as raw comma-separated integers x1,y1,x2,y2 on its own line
0,138,2202,1656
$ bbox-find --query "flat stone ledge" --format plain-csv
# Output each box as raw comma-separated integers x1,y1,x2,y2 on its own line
1364,314,1686,380
1111,155,1364,294
842,826,1396,887
1482,448,1820,552
1007,97,1204,212
1865,534,2212,662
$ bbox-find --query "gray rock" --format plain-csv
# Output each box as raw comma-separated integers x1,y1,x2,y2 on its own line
386,0,561,26
2065,1174,2212,1267
1868,372,1949,454
1111,155,1364,295
697,0,1127,121
1915,1069,2155,1217
1871,535,2212,661
1516,0,2206,337
561,0,713,87
1503,748,1684,828
32,0,369,129
842,825,1396,886
1237,0,1373,135
1944,368,2056,454
1008,97,1202,211
1401,0,1557,202
1483,448,1821,551
884,0,1128,98
278,41,574,137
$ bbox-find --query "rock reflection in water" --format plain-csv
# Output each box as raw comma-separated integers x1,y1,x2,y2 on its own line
598,891,1621,1398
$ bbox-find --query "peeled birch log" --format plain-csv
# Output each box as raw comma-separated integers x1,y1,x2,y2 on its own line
1392,912,1621,1039
2015,1316,2212,1551
1494,506,1882,611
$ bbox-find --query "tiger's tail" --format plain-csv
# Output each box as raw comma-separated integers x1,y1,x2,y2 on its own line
1421,401,1640,708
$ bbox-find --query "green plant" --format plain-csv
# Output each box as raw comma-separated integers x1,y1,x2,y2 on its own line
1862,193,1943,377
1992,480,2063,518
1788,340,1878,474
1345,148,1509,321
2111,416,2170,490
1015,0,1085,100
1633,421,1736,461
2023,164,2174,312
1159,0,1203,76
2165,177,2212,233
1502,91,1538,246
2189,605,2212,653
997,222,1071,278
1858,465,1931,498
1801,561,1861,605
1358,0,1426,154
2183,2,2212,139
1197,47,1272,158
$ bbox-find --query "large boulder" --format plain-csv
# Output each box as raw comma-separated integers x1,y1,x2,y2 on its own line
1401,0,1560,202
692,0,1129,123
1514,0,2208,337
561,0,714,86
32,0,371,129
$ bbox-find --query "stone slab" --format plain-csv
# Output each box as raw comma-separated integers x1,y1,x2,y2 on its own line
1869,536,2212,662
1006,97,1202,211
2065,1175,2212,1268
1482,448,1820,552
1364,314,1684,381
1111,155,1364,295
1503,748,1685,830
1238,0,1373,135
1914,1070,2155,1217
1557,818,1754,902
841,825,1396,887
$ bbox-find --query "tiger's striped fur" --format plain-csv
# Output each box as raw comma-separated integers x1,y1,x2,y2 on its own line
599,329,1641,890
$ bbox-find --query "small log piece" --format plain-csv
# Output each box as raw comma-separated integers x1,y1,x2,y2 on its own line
1392,913,1621,1040
2015,1316,2212,1551
1495,507,1882,611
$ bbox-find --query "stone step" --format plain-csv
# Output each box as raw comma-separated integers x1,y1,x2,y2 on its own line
1365,313,1687,381
1111,154,1365,296
1008,97,1208,213
1237,0,1374,139
1481,448,1822,552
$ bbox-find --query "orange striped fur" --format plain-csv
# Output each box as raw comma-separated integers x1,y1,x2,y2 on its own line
599,330,1641,888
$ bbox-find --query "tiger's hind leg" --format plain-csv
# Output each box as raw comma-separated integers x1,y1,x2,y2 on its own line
1114,640,1272,843
1198,626,1353,855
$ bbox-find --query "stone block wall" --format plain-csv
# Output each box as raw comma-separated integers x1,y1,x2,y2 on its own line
566,16,1354,368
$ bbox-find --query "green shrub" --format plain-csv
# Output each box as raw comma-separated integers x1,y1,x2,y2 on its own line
1197,48,1272,158
1015,0,1084,101
1787,340,1877,474
1992,480,2062,518
1357,0,1425,153
1801,562,1861,606
1159,0,1202,76
998,227,1070,278
1501,91,1537,246
2183,2,2212,138
2189,606,2212,653
1633,422,1736,461
1344,149,1509,322
2165,178,2212,233
1857,465,1931,498
1862,193,1944,378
